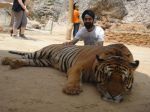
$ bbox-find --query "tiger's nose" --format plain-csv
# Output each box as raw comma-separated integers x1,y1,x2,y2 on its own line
102,93,124,103
113,95,124,103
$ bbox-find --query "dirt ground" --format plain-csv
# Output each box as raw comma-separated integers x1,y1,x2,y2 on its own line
0,24,150,112
102,22,150,48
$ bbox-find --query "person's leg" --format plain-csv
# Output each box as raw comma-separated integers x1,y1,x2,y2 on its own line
73,23,76,37
20,12,27,38
10,11,14,36
20,27,26,36
76,23,80,33
73,23,80,38
12,11,23,37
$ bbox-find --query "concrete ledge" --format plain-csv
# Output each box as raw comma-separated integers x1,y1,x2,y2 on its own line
0,2,12,8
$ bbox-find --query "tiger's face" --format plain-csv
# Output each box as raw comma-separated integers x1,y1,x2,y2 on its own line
95,55,139,103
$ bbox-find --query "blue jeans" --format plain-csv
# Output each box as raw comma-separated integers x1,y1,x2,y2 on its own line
73,23,80,37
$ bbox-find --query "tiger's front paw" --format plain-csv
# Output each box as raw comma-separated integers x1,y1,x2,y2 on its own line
1,57,12,65
63,84,82,95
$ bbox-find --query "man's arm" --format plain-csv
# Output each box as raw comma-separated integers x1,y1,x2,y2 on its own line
18,0,29,15
63,38,79,45
72,38,79,45
18,0,26,10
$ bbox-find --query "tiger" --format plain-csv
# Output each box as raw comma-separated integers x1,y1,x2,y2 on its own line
1,43,139,103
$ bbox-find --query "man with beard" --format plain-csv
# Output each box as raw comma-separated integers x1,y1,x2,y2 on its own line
64,9,105,46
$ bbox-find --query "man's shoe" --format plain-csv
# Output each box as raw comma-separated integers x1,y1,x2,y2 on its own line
10,29,13,36
12,35,18,38
19,34,28,39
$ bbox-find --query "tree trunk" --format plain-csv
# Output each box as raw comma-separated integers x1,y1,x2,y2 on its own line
66,0,73,40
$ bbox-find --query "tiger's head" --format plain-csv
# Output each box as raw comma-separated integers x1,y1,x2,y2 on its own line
94,55,139,103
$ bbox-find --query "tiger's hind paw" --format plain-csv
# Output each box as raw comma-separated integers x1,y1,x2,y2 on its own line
9,60,25,69
1,57,13,65
63,85,83,95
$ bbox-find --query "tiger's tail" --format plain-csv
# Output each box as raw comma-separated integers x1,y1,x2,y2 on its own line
8,51,29,56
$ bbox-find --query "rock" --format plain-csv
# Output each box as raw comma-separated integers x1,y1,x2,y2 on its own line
90,0,128,19
145,23,150,29
27,20,41,29
123,0,150,23
30,0,62,22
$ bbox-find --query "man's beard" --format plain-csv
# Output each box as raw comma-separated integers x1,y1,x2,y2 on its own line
84,22,93,29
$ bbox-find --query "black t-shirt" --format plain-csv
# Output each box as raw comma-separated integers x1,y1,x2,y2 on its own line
12,0,26,12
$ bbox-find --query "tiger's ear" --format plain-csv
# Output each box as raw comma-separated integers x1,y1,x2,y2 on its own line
129,60,139,69
96,55,105,62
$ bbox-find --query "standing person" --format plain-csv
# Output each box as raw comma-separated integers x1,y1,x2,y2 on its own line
64,9,105,46
11,0,30,39
72,3,80,38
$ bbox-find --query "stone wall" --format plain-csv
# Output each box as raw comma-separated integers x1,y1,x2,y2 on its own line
123,0,150,23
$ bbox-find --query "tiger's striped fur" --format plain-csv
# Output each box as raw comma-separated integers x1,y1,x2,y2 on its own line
1,44,139,102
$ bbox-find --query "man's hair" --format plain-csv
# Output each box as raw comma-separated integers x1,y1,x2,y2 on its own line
73,3,78,10
82,9,95,20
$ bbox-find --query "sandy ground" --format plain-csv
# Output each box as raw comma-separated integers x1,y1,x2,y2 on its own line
0,26,150,112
